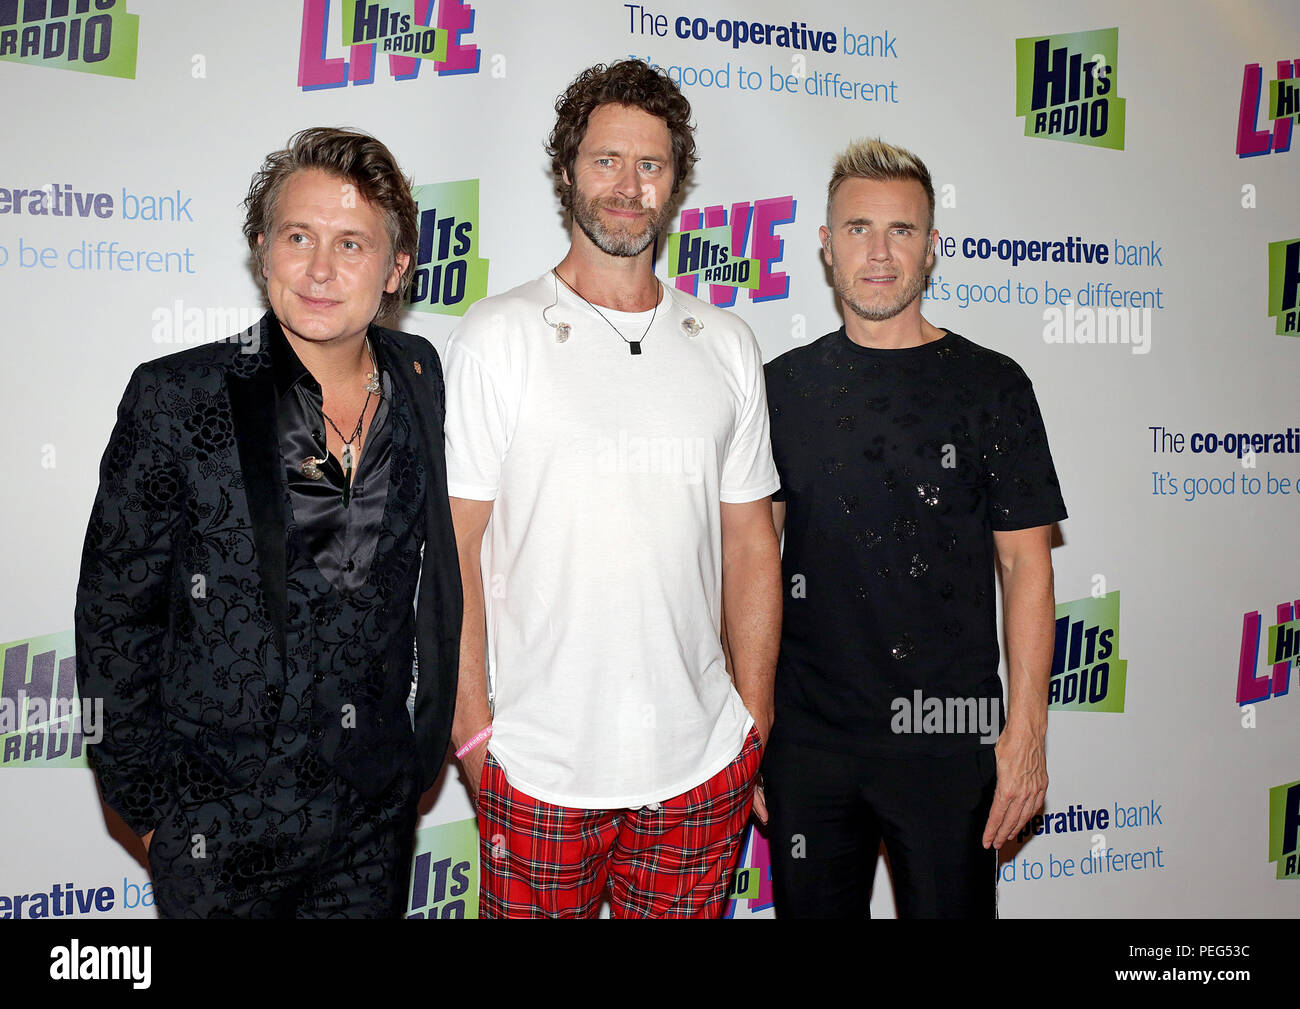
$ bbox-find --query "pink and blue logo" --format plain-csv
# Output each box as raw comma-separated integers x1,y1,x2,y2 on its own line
670,195,795,307
298,0,480,91
1236,59,1297,158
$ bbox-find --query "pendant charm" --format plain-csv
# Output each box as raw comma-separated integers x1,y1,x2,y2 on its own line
682,317,703,337
341,445,354,509
629,341,642,356
554,322,571,344
300,456,324,480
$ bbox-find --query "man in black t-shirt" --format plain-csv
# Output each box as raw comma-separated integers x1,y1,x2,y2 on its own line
762,138,1067,918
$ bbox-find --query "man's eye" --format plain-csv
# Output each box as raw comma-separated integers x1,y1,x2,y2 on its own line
290,233,308,244
639,162,660,173
596,158,614,167
341,240,359,250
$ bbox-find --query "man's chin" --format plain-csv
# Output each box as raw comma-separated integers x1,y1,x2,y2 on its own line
583,225,656,258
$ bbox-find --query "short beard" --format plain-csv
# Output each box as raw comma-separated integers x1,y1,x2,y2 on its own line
832,261,929,321
571,192,665,258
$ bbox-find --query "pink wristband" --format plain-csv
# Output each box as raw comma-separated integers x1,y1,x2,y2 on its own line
455,725,492,760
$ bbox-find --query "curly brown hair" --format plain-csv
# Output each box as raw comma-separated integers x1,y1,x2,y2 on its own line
242,127,418,322
546,60,697,213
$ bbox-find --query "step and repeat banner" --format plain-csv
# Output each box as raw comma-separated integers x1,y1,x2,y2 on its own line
0,0,1297,919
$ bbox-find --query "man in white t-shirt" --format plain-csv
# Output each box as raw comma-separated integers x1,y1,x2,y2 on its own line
444,59,782,918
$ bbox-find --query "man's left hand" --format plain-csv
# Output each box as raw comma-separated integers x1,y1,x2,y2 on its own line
981,725,1047,849
748,712,771,825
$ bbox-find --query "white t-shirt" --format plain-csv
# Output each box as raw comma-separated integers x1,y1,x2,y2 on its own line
444,272,779,808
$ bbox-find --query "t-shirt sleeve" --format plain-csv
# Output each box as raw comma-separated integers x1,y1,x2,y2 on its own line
721,329,781,504
763,360,787,503
444,328,512,501
984,372,1068,530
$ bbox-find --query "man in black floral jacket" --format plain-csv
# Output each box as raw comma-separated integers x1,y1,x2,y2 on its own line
74,128,461,918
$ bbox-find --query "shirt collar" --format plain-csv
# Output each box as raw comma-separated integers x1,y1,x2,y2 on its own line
265,313,390,398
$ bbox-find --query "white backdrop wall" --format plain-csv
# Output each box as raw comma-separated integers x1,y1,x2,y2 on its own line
1,0,1297,919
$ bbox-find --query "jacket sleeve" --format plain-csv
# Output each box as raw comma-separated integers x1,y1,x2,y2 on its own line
74,364,182,836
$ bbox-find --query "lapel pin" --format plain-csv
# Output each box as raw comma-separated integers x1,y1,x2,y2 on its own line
682,317,703,337
300,457,324,480
413,360,423,375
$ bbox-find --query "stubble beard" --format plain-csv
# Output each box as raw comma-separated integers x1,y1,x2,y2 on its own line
833,259,930,322
571,191,666,258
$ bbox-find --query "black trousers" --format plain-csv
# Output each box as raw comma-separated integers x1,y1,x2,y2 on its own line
763,738,998,918
147,769,419,919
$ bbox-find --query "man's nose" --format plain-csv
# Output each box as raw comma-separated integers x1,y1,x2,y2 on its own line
306,243,335,283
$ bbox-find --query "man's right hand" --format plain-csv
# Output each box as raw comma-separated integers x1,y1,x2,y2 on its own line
460,745,487,806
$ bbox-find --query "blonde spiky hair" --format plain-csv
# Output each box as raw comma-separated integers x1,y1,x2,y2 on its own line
826,137,935,230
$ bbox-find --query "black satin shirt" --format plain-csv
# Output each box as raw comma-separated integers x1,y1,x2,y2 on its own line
269,319,393,593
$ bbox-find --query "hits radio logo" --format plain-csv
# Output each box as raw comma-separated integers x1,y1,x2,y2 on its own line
1049,591,1128,712
1236,59,1297,158
298,0,479,91
1268,779,1300,880
0,632,98,768
1015,28,1126,150
1237,596,1296,705
668,227,758,290
1267,238,1300,337
0,0,139,78
671,196,795,307
406,179,489,317
405,817,479,917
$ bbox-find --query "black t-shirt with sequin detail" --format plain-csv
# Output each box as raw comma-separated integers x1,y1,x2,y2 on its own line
765,328,1067,757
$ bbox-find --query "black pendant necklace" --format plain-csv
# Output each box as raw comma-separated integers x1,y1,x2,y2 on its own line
552,269,660,355
314,338,380,508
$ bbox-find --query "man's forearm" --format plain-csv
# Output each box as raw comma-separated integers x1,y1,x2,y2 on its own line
722,541,782,733
450,554,492,750
1001,556,1054,737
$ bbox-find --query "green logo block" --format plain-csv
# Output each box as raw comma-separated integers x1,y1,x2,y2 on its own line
1048,591,1127,712
341,0,447,60
667,226,760,289
1267,780,1300,880
0,3,139,79
1015,27,1125,150
0,630,91,769
408,180,490,318
407,816,480,917
1267,238,1300,336
1266,619,1298,666
1268,79,1300,124
727,866,760,899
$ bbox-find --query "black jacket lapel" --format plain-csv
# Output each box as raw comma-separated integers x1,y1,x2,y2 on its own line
226,317,288,668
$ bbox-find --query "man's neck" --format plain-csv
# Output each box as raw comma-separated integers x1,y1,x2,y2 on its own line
554,231,660,312
843,303,946,350
284,329,371,390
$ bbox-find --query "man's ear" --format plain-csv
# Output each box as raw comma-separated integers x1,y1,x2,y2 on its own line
386,251,411,294
257,234,267,277
561,167,571,187
819,225,832,266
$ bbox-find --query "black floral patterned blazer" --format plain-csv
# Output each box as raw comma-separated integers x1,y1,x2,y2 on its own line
74,313,462,836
